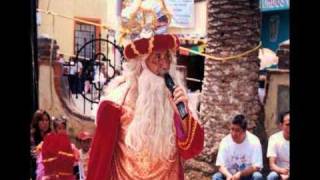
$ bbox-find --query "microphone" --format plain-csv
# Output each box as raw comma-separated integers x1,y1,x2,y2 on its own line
164,73,188,120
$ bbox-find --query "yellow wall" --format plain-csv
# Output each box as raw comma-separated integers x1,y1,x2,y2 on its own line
105,0,121,31
38,0,207,60
38,0,207,57
38,0,109,58
264,71,289,137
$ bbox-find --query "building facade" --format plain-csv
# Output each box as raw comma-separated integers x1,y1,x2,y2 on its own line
260,0,289,51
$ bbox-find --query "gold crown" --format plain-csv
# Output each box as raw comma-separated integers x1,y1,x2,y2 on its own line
119,0,172,45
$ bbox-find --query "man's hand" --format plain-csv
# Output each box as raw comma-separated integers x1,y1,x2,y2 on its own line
279,168,289,175
168,85,189,116
218,165,233,180
168,85,189,132
232,171,241,180
269,157,289,176
280,174,289,180
225,173,233,180
279,168,289,180
172,86,188,108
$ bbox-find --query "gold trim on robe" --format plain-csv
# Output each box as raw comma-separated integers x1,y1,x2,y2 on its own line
111,104,182,180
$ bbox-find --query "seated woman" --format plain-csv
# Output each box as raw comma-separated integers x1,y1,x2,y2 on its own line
30,109,52,180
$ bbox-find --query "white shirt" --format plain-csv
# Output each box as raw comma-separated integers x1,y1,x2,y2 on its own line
78,149,89,180
267,131,290,169
216,131,263,174
93,72,106,84
69,61,83,75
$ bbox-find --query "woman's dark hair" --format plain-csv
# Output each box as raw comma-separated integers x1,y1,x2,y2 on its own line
279,111,290,124
31,109,52,145
232,114,247,131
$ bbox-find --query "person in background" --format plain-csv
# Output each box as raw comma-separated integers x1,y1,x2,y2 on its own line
57,54,65,64
212,115,263,180
68,59,83,94
267,111,290,180
76,131,93,180
92,62,107,99
30,109,52,180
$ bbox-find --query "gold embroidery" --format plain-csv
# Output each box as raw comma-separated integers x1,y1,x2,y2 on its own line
58,151,75,157
171,35,177,49
177,115,192,146
112,107,181,179
135,149,153,175
43,172,73,179
58,172,73,176
131,43,140,56
148,37,154,54
42,157,57,163
178,118,198,150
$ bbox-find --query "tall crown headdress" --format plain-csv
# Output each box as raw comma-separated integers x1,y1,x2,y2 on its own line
120,0,180,60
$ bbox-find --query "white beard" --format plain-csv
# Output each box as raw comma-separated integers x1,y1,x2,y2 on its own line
125,67,176,161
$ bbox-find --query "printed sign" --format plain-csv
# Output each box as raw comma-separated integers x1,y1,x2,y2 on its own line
165,0,194,28
260,0,289,11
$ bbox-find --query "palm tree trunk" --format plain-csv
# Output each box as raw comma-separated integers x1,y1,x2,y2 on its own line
185,0,262,179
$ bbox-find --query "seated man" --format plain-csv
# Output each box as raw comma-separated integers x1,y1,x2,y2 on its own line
212,115,263,180
267,111,290,180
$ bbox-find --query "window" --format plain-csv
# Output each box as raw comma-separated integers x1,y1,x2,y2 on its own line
74,20,100,59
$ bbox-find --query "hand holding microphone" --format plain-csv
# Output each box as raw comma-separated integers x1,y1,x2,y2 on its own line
164,73,189,120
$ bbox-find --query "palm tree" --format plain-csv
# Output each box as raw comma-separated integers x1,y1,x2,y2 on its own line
185,0,262,179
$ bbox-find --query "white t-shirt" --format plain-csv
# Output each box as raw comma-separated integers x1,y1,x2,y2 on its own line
267,131,290,169
93,72,106,84
216,131,263,174
79,149,89,180
69,61,83,75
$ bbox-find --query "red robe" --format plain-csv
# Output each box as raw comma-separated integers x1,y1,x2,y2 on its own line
41,133,76,180
87,100,204,180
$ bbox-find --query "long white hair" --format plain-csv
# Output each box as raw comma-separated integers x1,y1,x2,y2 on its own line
124,51,184,161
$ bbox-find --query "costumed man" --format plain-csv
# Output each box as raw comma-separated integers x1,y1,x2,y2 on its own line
86,0,204,179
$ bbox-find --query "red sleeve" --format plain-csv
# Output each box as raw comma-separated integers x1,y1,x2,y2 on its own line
86,100,122,180
176,115,204,160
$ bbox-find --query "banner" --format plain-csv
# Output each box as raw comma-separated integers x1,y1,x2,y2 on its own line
260,0,289,12
165,0,194,28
